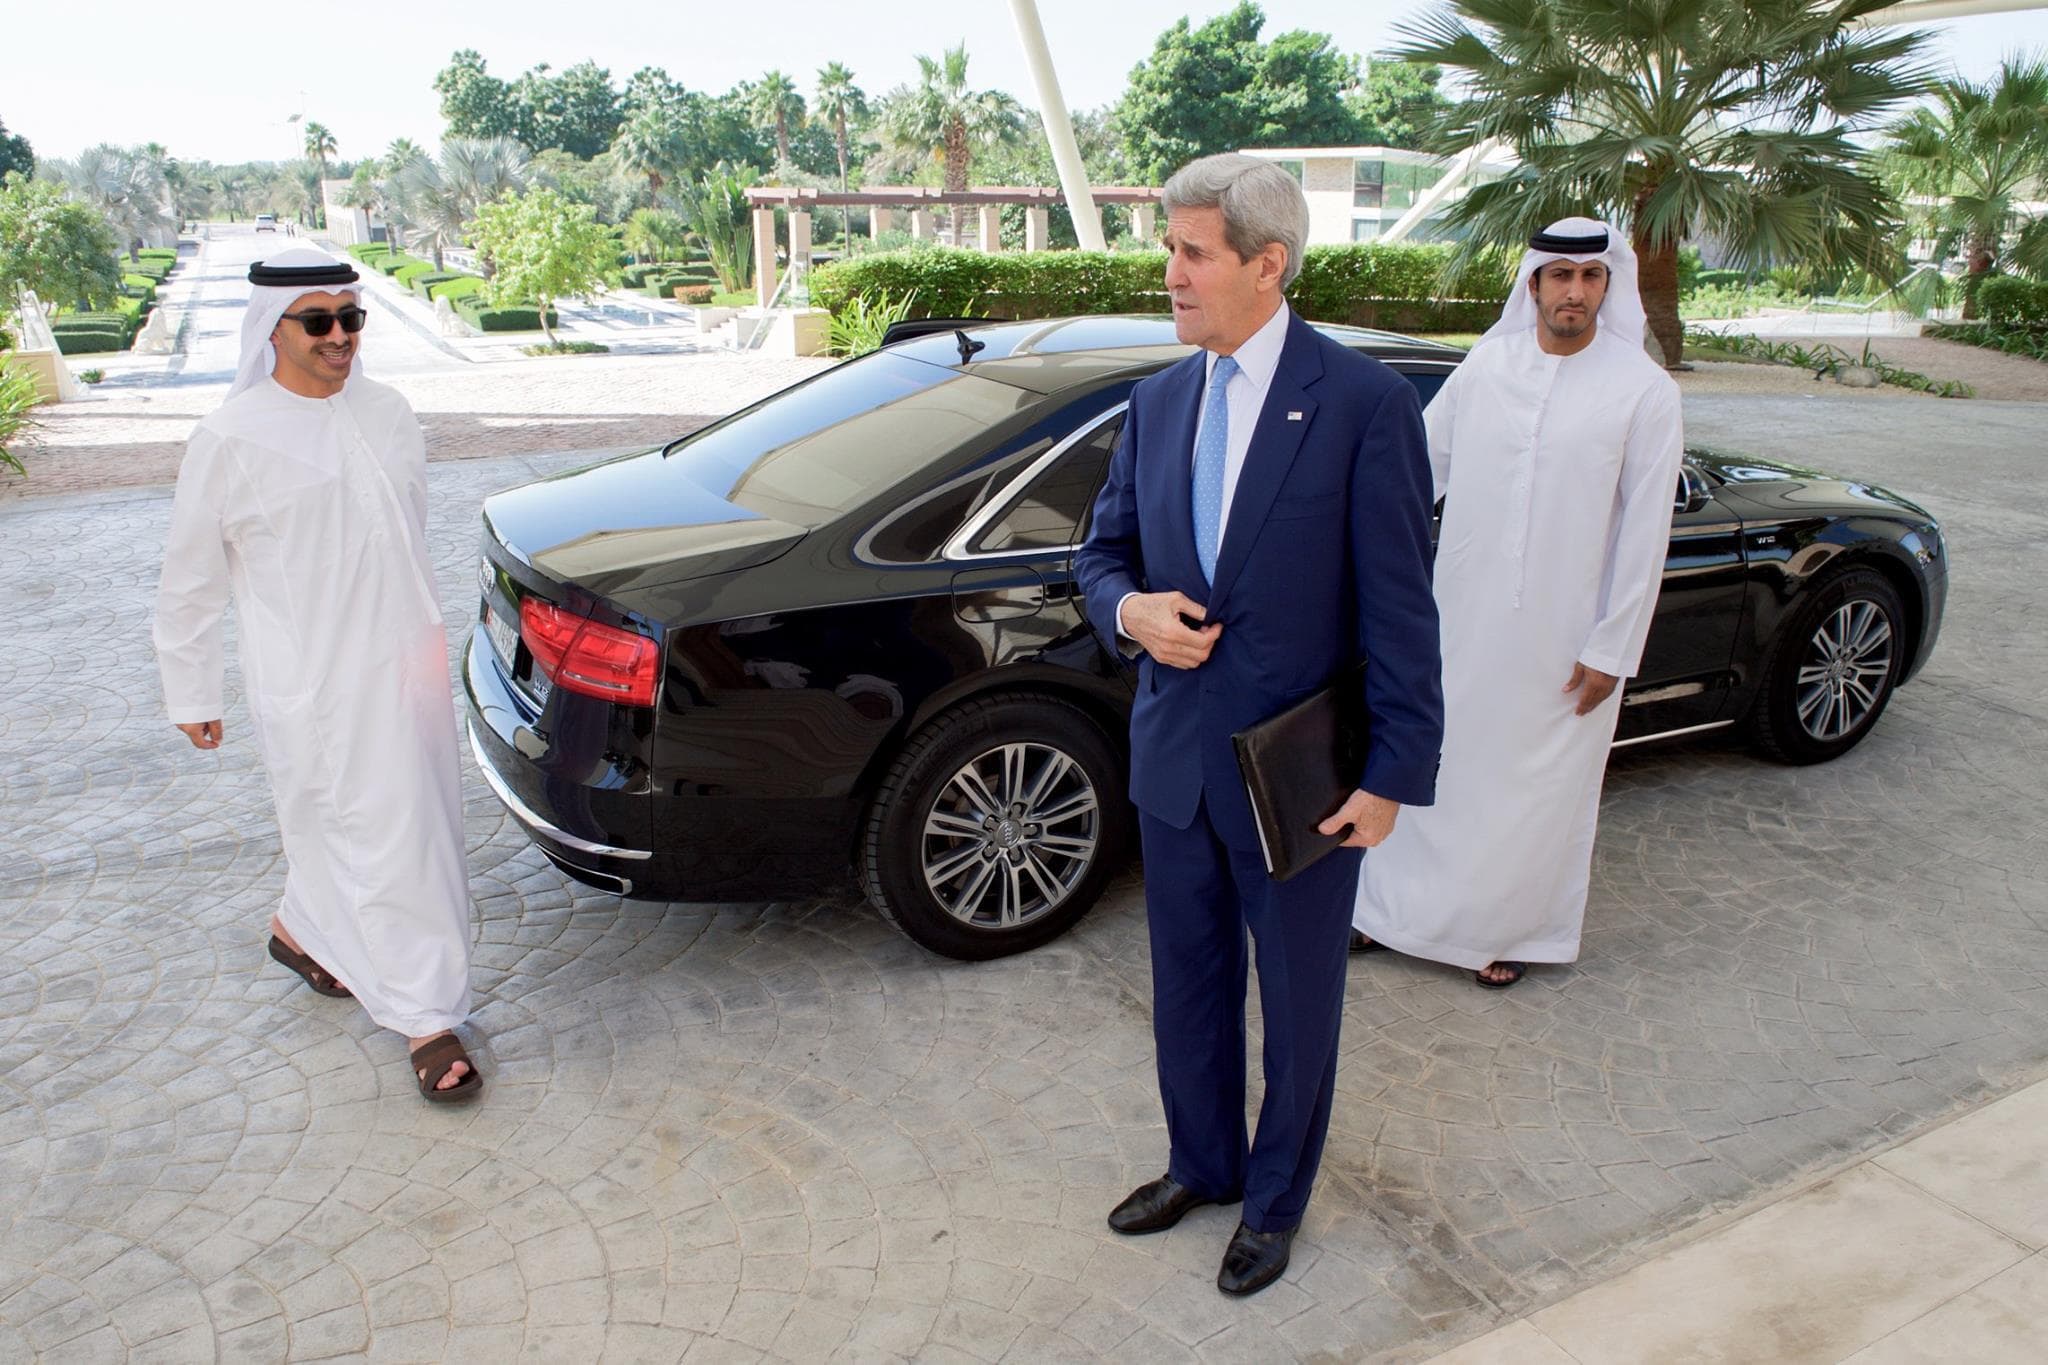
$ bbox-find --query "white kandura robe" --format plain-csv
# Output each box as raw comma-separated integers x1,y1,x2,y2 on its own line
1354,326,1683,968
154,375,471,1035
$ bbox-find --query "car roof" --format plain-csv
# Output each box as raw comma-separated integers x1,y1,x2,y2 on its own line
881,314,1465,395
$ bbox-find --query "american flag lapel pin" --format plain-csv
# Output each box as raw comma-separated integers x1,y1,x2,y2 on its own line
1287,410,1303,421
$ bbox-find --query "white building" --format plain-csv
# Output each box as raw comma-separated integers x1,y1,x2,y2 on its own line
1238,146,1517,246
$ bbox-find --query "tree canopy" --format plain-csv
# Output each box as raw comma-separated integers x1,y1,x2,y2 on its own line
468,186,616,345
0,119,33,183
1113,3,1364,181
0,174,122,317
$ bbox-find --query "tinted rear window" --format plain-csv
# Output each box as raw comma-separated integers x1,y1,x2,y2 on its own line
663,352,1039,527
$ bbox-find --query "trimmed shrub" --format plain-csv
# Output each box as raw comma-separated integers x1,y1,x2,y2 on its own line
120,274,158,303
455,298,560,332
120,258,171,283
427,274,489,304
377,252,430,277
399,264,458,294
674,284,714,304
53,327,129,354
809,243,1510,332
1978,274,2048,326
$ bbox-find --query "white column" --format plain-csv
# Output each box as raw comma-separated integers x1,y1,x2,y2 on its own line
752,207,777,309
872,206,893,239
909,208,933,241
978,204,1003,252
789,210,812,273
1007,0,1105,251
1131,204,1156,244
1025,207,1050,253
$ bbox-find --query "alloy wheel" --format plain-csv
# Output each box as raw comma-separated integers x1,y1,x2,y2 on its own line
1795,598,1895,743
920,742,1100,929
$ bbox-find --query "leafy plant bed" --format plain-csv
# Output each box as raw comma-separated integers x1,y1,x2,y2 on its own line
521,341,609,356
1683,329,1973,397
1923,320,2048,362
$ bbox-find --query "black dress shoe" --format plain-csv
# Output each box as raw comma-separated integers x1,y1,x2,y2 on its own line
1349,930,1387,954
1217,1220,1295,1295
1107,1175,1225,1234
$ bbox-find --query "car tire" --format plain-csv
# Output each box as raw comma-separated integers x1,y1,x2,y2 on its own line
1749,566,1907,765
861,692,1129,961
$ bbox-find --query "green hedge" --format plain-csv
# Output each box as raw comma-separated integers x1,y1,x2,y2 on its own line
394,261,446,292
428,275,489,304
377,252,430,277
1979,274,2048,326
346,242,392,262
405,271,461,296
120,274,158,303
622,261,717,291
455,298,560,332
120,258,171,283
809,244,1511,331
53,328,129,354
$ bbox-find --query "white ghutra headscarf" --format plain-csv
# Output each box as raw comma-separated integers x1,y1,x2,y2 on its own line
1481,217,1647,350
228,246,366,398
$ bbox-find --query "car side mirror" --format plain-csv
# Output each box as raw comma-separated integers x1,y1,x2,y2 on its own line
1675,467,1711,516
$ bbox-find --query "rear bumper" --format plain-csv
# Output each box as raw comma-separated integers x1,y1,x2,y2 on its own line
463,627,859,903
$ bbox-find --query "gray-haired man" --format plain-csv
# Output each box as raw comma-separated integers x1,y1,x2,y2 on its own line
1075,154,1443,1295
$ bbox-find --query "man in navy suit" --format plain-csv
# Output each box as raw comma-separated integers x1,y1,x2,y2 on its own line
1075,153,1444,1296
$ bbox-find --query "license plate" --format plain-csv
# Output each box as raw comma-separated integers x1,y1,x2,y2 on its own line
485,603,518,669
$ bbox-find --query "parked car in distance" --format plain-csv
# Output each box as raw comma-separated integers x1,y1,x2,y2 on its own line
464,317,1947,961
254,214,277,232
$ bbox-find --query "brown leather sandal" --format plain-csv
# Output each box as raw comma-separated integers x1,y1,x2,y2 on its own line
410,1034,482,1104
268,935,353,998
1475,961,1527,990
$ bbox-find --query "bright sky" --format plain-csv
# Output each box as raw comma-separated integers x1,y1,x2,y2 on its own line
12,1,2048,165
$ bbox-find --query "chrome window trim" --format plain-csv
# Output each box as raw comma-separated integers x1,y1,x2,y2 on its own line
941,401,1130,564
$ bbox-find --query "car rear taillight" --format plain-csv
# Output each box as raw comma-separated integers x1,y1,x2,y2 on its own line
519,598,658,707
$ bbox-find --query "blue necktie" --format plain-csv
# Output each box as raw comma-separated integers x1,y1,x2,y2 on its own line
1192,354,1239,582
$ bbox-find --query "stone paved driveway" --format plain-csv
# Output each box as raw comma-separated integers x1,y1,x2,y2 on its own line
2,393,2044,1362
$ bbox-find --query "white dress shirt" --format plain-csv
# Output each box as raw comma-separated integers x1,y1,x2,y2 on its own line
1117,301,1293,639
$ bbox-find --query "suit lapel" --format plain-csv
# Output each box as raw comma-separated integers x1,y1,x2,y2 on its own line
1208,315,1324,609
1148,352,1207,590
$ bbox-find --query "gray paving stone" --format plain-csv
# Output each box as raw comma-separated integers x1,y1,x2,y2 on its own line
3,393,2045,1359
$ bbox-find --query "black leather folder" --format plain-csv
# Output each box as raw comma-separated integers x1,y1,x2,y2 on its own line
1231,665,1370,881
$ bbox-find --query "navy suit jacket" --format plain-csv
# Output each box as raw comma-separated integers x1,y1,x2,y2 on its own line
1075,310,1445,851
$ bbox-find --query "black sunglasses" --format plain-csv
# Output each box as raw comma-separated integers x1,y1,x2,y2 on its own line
279,305,368,337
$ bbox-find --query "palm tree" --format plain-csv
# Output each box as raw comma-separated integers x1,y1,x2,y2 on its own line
384,138,425,177
302,121,338,226
815,62,868,196
612,106,688,199
399,138,529,270
880,44,1023,195
1395,0,1936,364
44,144,177,258
1885,55,2048,315
748,70,805,170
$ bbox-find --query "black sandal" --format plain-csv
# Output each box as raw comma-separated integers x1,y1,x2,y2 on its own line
411,1034,483,1104
1475,961,1526,990
269,935,353,998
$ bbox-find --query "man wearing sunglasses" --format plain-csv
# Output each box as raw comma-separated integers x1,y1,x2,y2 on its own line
153,246,481,1103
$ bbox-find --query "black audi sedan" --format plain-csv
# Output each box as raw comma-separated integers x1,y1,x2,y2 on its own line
463,316,1946,960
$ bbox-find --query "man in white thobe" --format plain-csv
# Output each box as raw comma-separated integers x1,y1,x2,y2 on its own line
154,246,479,1099
1352,218,1682,988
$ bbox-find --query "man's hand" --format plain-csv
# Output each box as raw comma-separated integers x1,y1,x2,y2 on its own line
1122,590,1221,669
176,720,223,750
1318,789,1400,848
1563,663,1619,716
